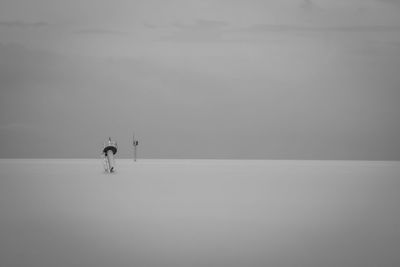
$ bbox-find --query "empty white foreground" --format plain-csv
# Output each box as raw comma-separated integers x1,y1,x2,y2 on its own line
1,159,399,267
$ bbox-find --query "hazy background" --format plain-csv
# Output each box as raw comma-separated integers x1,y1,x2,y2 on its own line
1,0,400,159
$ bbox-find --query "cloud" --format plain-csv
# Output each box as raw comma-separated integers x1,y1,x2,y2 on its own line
172,19,228,30
143,22,157,29
377,0,400,5
163,19,229,42
240,24,400,33
75,28,128,35
300,0,319,11
0,20,48,28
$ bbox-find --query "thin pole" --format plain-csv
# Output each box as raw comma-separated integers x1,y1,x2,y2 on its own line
133,133,137,162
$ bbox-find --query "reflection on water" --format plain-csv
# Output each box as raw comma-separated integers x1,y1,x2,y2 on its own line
1,159,399,267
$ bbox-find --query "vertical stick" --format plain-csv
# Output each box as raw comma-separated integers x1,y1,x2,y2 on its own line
134,145,137,162
133,133,137,162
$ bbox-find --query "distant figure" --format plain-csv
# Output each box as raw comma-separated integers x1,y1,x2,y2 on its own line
102,137,118,173
133,133,139,162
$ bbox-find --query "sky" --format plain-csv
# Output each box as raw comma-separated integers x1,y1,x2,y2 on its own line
0,0,400,159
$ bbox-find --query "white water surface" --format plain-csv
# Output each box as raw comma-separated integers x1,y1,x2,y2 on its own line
1,159,399,267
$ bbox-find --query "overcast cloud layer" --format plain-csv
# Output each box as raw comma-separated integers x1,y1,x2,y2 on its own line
1,0,400,159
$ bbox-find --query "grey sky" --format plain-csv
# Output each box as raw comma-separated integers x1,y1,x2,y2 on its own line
1,0,400,159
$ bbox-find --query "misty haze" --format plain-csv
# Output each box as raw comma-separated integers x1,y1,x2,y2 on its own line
1,0,400,266
1,0,400,159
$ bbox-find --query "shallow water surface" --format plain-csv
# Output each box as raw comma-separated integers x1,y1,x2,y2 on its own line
1,159,399,267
